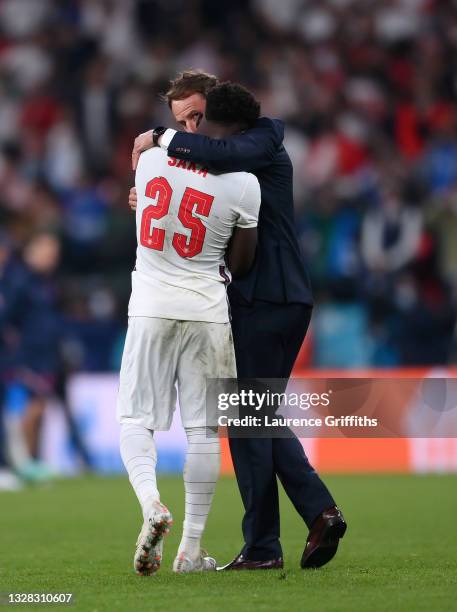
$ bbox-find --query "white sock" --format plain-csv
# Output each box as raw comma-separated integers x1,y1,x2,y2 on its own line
119,423,160,519
178,426,220,560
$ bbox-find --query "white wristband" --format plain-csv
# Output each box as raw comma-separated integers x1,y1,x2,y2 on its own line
159,128,177,150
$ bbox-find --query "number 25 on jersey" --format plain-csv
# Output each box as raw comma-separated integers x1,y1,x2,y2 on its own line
140,176,214,258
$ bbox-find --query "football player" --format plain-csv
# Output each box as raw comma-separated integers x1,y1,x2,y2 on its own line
117,83,261,575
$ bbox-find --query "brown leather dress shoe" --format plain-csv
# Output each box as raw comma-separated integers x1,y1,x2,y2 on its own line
301,506,347,569
217,554,284,571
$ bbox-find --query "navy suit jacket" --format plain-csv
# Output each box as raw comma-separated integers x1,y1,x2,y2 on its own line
167,117,313,306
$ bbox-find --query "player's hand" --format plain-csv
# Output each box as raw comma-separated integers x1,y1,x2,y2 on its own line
132,130,154,170
129,186,138,211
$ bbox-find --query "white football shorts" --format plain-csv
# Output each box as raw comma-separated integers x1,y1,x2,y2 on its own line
117,316,236,430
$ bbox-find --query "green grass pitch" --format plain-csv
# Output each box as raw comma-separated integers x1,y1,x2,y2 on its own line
1,474,456,611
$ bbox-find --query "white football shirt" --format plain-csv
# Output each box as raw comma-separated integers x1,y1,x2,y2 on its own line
129,147,261,323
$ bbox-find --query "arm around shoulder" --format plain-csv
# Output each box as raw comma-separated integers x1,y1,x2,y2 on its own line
167,118,284,173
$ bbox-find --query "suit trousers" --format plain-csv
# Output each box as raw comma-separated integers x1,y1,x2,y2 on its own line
229,299,335,560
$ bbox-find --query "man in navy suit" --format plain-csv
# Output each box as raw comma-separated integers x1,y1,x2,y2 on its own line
130,71,347,570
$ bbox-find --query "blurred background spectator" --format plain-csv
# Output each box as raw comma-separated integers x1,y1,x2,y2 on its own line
0,0,456,387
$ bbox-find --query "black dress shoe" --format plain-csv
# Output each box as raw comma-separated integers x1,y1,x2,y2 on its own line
301,506,347,569
217,554,284,571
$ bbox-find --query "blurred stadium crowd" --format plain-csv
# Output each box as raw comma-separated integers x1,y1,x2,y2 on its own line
1,0,457,426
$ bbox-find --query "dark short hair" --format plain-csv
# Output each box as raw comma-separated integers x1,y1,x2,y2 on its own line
164,69,218,107
205,82,261,128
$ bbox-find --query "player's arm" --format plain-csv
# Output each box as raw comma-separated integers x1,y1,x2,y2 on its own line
226,227,257,278
227,173,261,277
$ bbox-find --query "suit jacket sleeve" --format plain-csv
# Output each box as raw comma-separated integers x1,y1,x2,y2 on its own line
166,117,284,173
